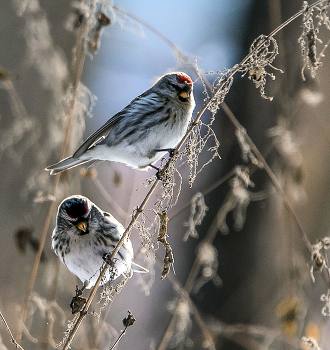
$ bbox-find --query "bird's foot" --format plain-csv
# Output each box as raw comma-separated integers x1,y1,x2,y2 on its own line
102,253,115,265
154,148,176,157
148,164,162,180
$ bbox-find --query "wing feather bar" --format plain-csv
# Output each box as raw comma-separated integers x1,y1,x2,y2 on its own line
72,113,123,158
72,88,157,158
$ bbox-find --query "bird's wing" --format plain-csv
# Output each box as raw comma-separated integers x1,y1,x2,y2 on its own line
72,112,123,158
72,88,157,158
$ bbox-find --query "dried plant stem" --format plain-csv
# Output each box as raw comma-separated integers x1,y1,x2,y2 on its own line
171,167,237,221
0,311,25,350
62,1,329,346
62,179,159,350
182,98,312,257
269,0,325,38
61,75,229,348
156,220,218,349
155,254,216,350
108,311,135,350
221,105,313,254
156,255,304,350
109,328,126,350
115,0,317,256
17,5,94,340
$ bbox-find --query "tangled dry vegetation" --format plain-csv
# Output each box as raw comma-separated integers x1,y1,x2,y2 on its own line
2,0,330,349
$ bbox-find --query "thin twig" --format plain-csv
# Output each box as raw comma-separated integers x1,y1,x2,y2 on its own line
155,255,305,350
109,311,135,350
109,328,126,350
63,1,325,347
170,166,237,221
221,106,313,253
155,254,216,350
156,204,221,349
62,179,159,349
0,311,25,350
110,2,319,255
62,83,216,349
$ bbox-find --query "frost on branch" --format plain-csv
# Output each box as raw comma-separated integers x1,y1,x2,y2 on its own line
183,192,208,241
320,289,330,316
56,313,79,348
310,237,330,283
105,3,145,37
239,35,283,100
183,120,220,187
310,237,330,315
209,70,234,113
267,118,302,168
65,1,90,31
0,112,38,164
298,1,330,80
133,211,156,253
217,167,267,234
302,336,322,350
156,154,183,209
98,277,129,312
60,83,97,149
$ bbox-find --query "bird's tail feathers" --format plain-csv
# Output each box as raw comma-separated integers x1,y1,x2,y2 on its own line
87,159,104,169
45,156,91,175
131,261,149,274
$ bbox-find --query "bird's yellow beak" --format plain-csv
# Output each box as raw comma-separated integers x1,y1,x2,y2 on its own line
77,221,87,232
179,91,189,99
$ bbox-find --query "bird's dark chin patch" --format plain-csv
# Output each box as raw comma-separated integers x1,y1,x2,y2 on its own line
75,229,89,236
178,95,189,102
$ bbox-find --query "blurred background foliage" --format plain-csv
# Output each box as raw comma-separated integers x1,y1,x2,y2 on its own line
1,0,330,349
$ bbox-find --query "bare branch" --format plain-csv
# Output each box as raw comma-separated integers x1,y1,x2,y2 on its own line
0,311,25,350
109,311,136,350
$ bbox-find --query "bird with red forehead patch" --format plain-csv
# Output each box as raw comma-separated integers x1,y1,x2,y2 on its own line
52,195,146,289
46,72,195,174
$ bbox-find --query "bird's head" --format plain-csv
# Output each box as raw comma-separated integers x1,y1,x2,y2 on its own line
157,72,194,103
58,195,91,235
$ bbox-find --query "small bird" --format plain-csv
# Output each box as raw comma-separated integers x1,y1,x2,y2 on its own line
46,72,195,174
52,195,140,289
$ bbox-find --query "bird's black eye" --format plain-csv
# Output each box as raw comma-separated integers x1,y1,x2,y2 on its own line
64,200,88,219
